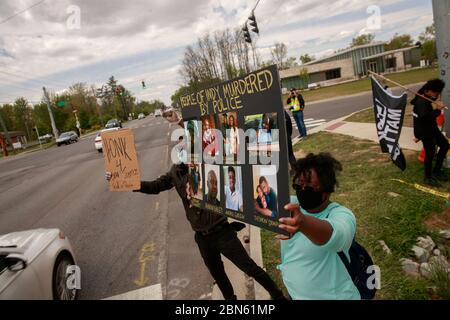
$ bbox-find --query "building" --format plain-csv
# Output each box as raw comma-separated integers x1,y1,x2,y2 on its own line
279,42,423,90
0,131,27,152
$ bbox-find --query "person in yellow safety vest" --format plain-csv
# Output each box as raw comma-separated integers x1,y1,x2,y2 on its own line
287,88,307,139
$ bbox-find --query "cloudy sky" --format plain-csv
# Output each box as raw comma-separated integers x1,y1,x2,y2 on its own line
0,0,434,105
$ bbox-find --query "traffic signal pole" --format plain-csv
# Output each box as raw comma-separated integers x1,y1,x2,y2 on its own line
432,0,450,137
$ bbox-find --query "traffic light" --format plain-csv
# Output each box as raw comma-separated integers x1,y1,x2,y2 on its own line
248,13,259,35
115,85,125,97
242,24,252,44
142,81,146,89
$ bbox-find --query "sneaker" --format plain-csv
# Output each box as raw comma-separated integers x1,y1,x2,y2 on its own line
433,170,449,182
424,177,442,188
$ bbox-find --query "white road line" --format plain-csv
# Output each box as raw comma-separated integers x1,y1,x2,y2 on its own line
103,283,163,300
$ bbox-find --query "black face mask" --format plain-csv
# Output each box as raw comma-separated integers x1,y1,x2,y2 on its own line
296,186,325,211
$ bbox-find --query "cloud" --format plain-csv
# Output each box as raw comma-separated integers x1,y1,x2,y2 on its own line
0,0,434,105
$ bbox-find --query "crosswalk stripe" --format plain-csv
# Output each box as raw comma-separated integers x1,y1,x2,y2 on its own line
290,117,327,130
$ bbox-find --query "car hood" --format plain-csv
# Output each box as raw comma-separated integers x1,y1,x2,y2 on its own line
56,136,70,142
0,229,59,261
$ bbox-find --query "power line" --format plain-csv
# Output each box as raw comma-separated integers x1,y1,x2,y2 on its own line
0,0,47,25
0,70,64,88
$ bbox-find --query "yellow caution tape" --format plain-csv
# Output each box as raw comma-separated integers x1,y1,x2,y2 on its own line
391,179,450,200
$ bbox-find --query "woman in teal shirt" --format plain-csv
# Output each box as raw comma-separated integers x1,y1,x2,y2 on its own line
278,153,360,300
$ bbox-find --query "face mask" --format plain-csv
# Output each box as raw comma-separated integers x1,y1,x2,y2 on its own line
296,186,325,211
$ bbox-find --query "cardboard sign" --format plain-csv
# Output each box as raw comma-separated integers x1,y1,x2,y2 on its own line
180,65,291,235
102,128,141,191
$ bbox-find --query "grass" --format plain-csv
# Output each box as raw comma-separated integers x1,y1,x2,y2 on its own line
261,131,450,299
345,105,415,128
282,67,439,104
0,141,55,158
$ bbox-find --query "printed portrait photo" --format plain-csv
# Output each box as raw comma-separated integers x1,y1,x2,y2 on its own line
201,115,220,157
253,165,278,219
223,166,243,212
183,119,201,163
187,163,203,201
244,113,279,153
218,112,241,163
204,164,221,206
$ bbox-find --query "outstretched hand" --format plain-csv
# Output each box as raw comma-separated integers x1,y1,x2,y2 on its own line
276,203,304,240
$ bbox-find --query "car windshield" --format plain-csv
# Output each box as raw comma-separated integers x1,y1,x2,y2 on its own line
105,123,116,128
60,132,71,137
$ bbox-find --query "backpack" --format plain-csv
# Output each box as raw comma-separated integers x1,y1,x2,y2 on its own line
326,210,377,300
337,240,377,300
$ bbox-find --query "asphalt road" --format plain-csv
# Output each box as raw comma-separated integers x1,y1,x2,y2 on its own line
0,116,212,300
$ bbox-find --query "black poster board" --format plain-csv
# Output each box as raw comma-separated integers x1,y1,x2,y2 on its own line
180,65,290,235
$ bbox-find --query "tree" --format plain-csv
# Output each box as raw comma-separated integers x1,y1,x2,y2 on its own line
419,24,437,63
351,34,375,47
13,98,33,140
385,33,413,51
300,54,315,65
0,104,15,131
271,42,287,70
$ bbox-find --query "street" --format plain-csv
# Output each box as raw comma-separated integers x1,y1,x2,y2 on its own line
0,115,213,300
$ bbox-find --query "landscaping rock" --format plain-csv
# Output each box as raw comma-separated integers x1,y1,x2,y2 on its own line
378,240,392,255
439,230,450,240
411,245,430,263
400,258,420,276
433,249,441,256
429,255,449,269
387,192,400,198
416,236,435,252
420,263,432,279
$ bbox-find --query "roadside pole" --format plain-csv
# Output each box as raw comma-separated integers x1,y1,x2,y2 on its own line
0,112,14,156
432,0,450,136
42,87,59,139
34,126,42,149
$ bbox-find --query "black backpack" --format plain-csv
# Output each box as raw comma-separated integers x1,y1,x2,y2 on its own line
337,240,377,300
326,209,377,300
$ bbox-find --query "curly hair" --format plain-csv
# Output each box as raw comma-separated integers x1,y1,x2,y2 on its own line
293,153,343,193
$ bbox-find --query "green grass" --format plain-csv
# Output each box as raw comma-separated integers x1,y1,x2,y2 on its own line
282,67,439,104
345,105,414,128
261,131,450,299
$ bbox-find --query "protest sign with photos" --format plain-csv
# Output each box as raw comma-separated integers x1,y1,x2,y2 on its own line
179,65,291,235
102,128,141,191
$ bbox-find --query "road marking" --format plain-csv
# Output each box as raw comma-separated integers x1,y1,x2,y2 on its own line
291,117,327,129
104,283,162,300
155,201,160,211
133,242,155,287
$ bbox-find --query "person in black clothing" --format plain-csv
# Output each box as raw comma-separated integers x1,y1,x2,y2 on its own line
411,79,449,187
105,164,284,300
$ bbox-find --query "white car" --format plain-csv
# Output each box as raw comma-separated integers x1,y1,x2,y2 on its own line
94,127,120,153
138,113,145,120
0,228,78,300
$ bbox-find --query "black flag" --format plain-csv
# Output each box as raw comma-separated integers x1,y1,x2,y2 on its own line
371,76,407,171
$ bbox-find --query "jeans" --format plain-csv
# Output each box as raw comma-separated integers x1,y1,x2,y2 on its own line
194,223,283,300
422,131,449,178
293,111,307,137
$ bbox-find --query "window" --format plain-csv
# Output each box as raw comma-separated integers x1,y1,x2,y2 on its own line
386,57,396,69
325,68,341,80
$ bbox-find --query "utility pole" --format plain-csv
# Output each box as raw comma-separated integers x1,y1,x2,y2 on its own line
0,112,14,156
432,0,450,136
43,87,59,139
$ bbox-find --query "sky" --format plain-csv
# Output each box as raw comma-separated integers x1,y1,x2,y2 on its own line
0,0,434,106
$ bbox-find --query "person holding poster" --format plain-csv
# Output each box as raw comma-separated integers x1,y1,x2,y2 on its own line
411,79,449,187
105,163,285,300
277,153,360,300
